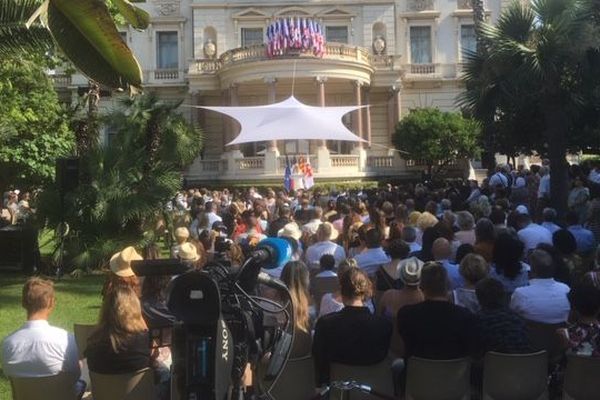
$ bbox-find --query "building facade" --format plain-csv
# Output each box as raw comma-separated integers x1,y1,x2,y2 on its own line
55,0,509,184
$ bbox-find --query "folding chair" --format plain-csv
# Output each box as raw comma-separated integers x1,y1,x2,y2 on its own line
405,357,471,400
89,368,157,400
482,351,548,400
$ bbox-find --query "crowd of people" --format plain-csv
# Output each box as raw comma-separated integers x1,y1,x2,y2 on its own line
3,159,600,399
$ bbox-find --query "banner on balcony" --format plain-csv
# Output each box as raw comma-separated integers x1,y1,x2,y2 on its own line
194,96,367,145
266,17,325,58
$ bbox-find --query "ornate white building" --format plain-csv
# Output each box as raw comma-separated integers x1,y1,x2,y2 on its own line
55,0,510,184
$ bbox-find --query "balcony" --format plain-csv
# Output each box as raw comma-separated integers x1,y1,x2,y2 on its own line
401,63,462,81
50,74,72,88
144,69,186,85
190,43,377,89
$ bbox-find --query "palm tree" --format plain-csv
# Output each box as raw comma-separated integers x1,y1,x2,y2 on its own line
460,0,599,218
0,0,149,91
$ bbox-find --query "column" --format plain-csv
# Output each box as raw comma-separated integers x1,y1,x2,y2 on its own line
316,76,331,171
265,77,278,150
223,83,242,174
353,80,364,147
352,80,367,171
316,76,327,148
264,77,279,175
364,85,372,147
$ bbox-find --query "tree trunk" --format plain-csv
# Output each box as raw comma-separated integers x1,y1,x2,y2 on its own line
75,81,100,157
543,98,570,221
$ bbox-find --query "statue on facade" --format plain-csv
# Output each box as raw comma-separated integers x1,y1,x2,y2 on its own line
204,39,217,59
373,35,386,55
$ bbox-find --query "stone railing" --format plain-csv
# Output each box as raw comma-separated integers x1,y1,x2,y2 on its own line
154,69,180,80
331,155,359,168
236,157,264,170
409,63,437,74
367,156,395,169
194,43,373,74
406,159,458,167
197,159,222,172
51,74,72,87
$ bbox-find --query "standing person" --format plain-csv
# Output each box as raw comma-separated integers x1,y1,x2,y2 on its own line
568,176,590,225
312,268,392,386
2,278,81,391
397,262,479,360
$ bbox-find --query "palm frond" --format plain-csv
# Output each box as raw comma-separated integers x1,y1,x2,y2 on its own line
0,0,53,56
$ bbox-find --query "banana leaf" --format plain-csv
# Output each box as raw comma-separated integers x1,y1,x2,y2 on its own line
47,0,143,90
112,0,149,29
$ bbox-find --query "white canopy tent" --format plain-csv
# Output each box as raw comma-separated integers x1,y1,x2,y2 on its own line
193,96,367,146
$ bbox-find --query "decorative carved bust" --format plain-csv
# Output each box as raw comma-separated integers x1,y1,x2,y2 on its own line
373,35,386,55
204,39,217,59
408,0,434,12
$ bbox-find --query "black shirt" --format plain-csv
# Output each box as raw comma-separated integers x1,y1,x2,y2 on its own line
268,217,290,237
477,308,531,354
85,331,151,374
312,306,392,385
397,300,478,360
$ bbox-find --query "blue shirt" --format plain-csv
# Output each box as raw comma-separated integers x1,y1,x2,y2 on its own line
354,247,391,276
568,225,597,254
439,259,464,290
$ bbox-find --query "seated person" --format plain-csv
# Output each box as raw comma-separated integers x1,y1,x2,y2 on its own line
102,246,143,298
86,286,155,374
510,249,571,324
560,284,600,357
376,239,411,293
312,267,392,386
397,262,479,360
305,222,345,270
377,257,425,357
170,227,190,258
476,278,531,354
281,261,313,357
2,278,81,394
354,228,391,276
315,254,337,278
452,253,489,313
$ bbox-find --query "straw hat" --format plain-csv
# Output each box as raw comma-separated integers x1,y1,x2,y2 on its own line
318,222,339,241
399,257,424,286
278,222,302,240
174,227,190,240
178,242,200,262
110,246,142,277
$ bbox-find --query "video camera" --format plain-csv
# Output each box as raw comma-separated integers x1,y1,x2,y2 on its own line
132,238,294,400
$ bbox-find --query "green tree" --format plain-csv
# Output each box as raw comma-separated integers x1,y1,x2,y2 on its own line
393,108,480,175
460,0,600,218
37,93,202,270
0,57,74,190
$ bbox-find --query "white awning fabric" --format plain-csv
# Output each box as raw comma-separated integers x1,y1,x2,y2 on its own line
193,96,367,145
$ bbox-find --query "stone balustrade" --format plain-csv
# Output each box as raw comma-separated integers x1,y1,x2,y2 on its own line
366,156,395,169
236,157,264,170
331,155,360,168
194,43,373,75
154,69,180,80
51,74,72,87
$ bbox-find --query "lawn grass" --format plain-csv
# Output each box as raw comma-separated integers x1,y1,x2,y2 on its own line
0,272,104,399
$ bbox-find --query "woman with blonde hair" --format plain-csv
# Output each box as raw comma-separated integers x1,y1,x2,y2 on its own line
280,261,312,357
86,285,154,374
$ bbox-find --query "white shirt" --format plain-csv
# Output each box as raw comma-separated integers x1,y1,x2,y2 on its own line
206,212,222,229
538,174,550,198
2,320,80,378
315,270,337,278
305,241,346,269
353,247,391,276
510,279,570,324
518,223,553,254
541,221,561,235
588,169,600,184
302,219,323,236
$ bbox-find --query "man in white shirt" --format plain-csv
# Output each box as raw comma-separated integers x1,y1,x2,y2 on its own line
510,249,570,324
517,209,553,255
204,201,222,229
2,278,80,382
537,167,551,200
541,208,561,235
305,222,345,270
302,207,324,237
354,228,391,276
